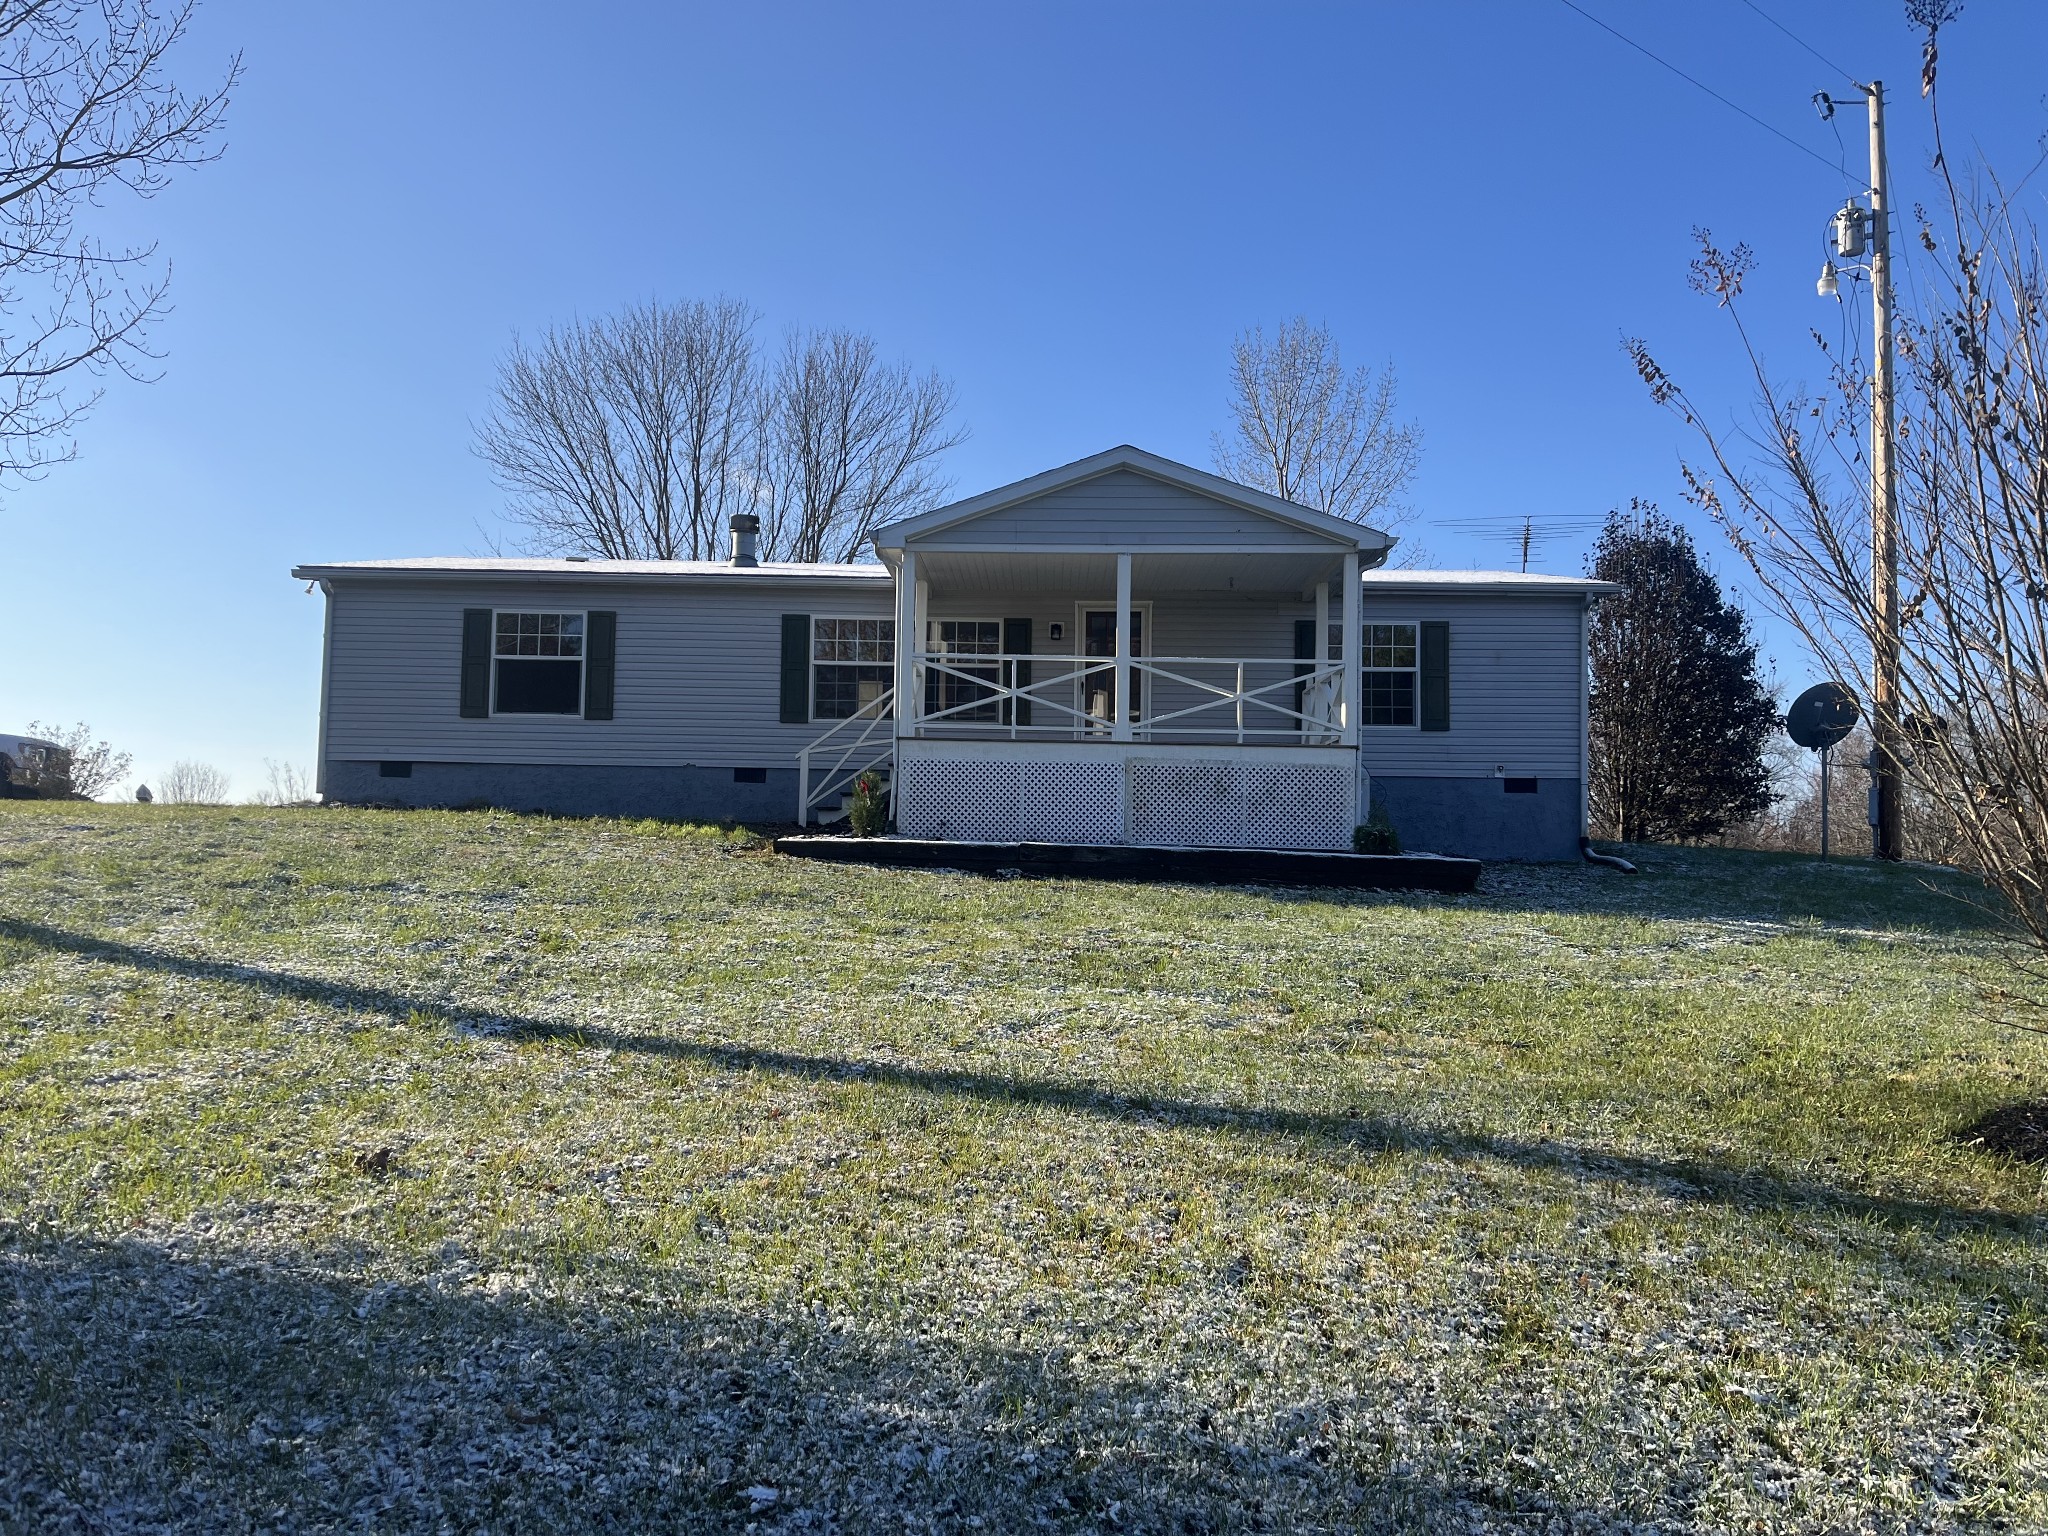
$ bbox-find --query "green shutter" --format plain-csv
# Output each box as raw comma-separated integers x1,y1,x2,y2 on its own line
460,608,492,718
583,610,616,720
1419,620,1450,732
1293,618,1315,718
1003,617,1032,727
780,614,811,724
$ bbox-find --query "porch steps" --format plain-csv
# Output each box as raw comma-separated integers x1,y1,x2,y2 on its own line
773,836,1480,892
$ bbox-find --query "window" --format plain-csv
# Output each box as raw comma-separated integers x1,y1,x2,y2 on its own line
813,616,894,720
493,612,585,714
1361,622,1417,727
925,619,1002,723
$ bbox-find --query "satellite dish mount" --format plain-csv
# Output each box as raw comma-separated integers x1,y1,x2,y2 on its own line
1785,682,1860,860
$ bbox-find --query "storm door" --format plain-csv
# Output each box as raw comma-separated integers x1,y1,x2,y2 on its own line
1080,608,1144,730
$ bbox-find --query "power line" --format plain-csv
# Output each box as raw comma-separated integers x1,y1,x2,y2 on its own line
1555,0,1863,186
1731,0,1860,89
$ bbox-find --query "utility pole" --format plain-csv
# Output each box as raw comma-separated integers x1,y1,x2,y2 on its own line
1817,81,1905,860
1866,80,1903,862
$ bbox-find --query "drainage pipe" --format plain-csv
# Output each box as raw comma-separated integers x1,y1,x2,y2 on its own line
1580,836,1636,873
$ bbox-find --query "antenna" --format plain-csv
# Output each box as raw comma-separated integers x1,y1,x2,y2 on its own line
1435,514,1605,573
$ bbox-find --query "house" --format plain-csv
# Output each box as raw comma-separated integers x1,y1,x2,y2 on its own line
0,732,71,799
292,446,1616,860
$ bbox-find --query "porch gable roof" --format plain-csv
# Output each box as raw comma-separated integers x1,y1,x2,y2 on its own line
870,445,1396,560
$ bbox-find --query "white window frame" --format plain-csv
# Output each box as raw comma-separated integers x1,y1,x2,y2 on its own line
811,615,896,721
490,608,588,718
924,616,1004,725
1359,618,1420,730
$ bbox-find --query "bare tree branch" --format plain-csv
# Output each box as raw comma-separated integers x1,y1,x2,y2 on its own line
0,0,238,480
757,327,965,563
475,297,761,561
1211,317,1422,540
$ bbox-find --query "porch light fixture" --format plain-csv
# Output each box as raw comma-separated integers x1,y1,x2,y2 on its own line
1048,621,1064,641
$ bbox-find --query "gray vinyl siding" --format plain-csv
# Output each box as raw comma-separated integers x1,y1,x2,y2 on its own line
1356,594,1587,778
319,577,1586,779
910,468,1338,550
321,578,892,769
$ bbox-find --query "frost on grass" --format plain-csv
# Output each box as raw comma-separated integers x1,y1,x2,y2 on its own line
1,802,2045,1533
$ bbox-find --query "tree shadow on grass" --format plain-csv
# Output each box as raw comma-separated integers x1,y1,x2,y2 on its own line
4,917,2042,1252
0,1232,1620,1536
1250,854,2009,946
1465,845,2014,939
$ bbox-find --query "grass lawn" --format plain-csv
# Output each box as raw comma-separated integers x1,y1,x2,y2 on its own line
2,801,2046,1533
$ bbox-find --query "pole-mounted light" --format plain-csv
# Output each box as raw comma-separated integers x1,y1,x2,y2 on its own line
1816,260,1840,299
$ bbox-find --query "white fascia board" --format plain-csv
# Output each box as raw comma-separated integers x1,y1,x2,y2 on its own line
869,445,1395,553
289,560,893,588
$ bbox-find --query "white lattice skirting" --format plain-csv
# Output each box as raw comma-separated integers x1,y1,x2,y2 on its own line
896,755,1354,850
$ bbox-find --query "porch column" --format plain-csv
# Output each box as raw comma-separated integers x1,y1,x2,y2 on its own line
1339,551,1362,747
894,549,918,739
1113,552,1134,742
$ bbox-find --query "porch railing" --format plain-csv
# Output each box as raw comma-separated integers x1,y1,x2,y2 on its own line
909,652,1347,744
796,688,896,824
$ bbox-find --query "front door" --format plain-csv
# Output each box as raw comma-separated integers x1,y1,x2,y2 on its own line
1081,609,1143,729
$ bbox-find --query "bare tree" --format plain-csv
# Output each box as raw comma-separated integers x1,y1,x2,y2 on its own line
0,1,237,480
1628,5,2048,989
476,297,761,560
158,758,226,803
757,328,964,563
252,758,310,806
1212,317,1422,533
23,719,128,797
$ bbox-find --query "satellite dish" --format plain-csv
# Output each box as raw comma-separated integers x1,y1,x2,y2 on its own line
1786,682,1859,752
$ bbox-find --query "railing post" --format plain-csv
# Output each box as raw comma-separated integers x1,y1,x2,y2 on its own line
797,748,810,824
1112,553,1134,743
1340,551,1362,747
1235,661,1245,744
894,550,918,742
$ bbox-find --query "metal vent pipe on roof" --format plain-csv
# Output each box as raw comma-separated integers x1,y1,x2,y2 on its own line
729,513,760,568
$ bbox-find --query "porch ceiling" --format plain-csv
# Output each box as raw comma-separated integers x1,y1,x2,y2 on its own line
914,549,1348,596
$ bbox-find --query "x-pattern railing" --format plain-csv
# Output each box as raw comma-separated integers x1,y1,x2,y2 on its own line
911,651,1347,744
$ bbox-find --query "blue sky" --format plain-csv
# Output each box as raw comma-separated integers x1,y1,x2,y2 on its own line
6,1,2046,797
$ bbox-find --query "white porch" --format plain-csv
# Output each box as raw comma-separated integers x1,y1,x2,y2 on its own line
795,446,1393,851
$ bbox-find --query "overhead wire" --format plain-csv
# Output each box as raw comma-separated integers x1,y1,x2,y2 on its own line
1730,0,1860,90
1554,0,1863,187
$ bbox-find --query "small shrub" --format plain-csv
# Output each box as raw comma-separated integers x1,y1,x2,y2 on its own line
847,773,889,838
1353,803,1401,855
159,760,230,805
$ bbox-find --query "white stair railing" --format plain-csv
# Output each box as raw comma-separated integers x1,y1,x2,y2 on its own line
796,689,896,825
